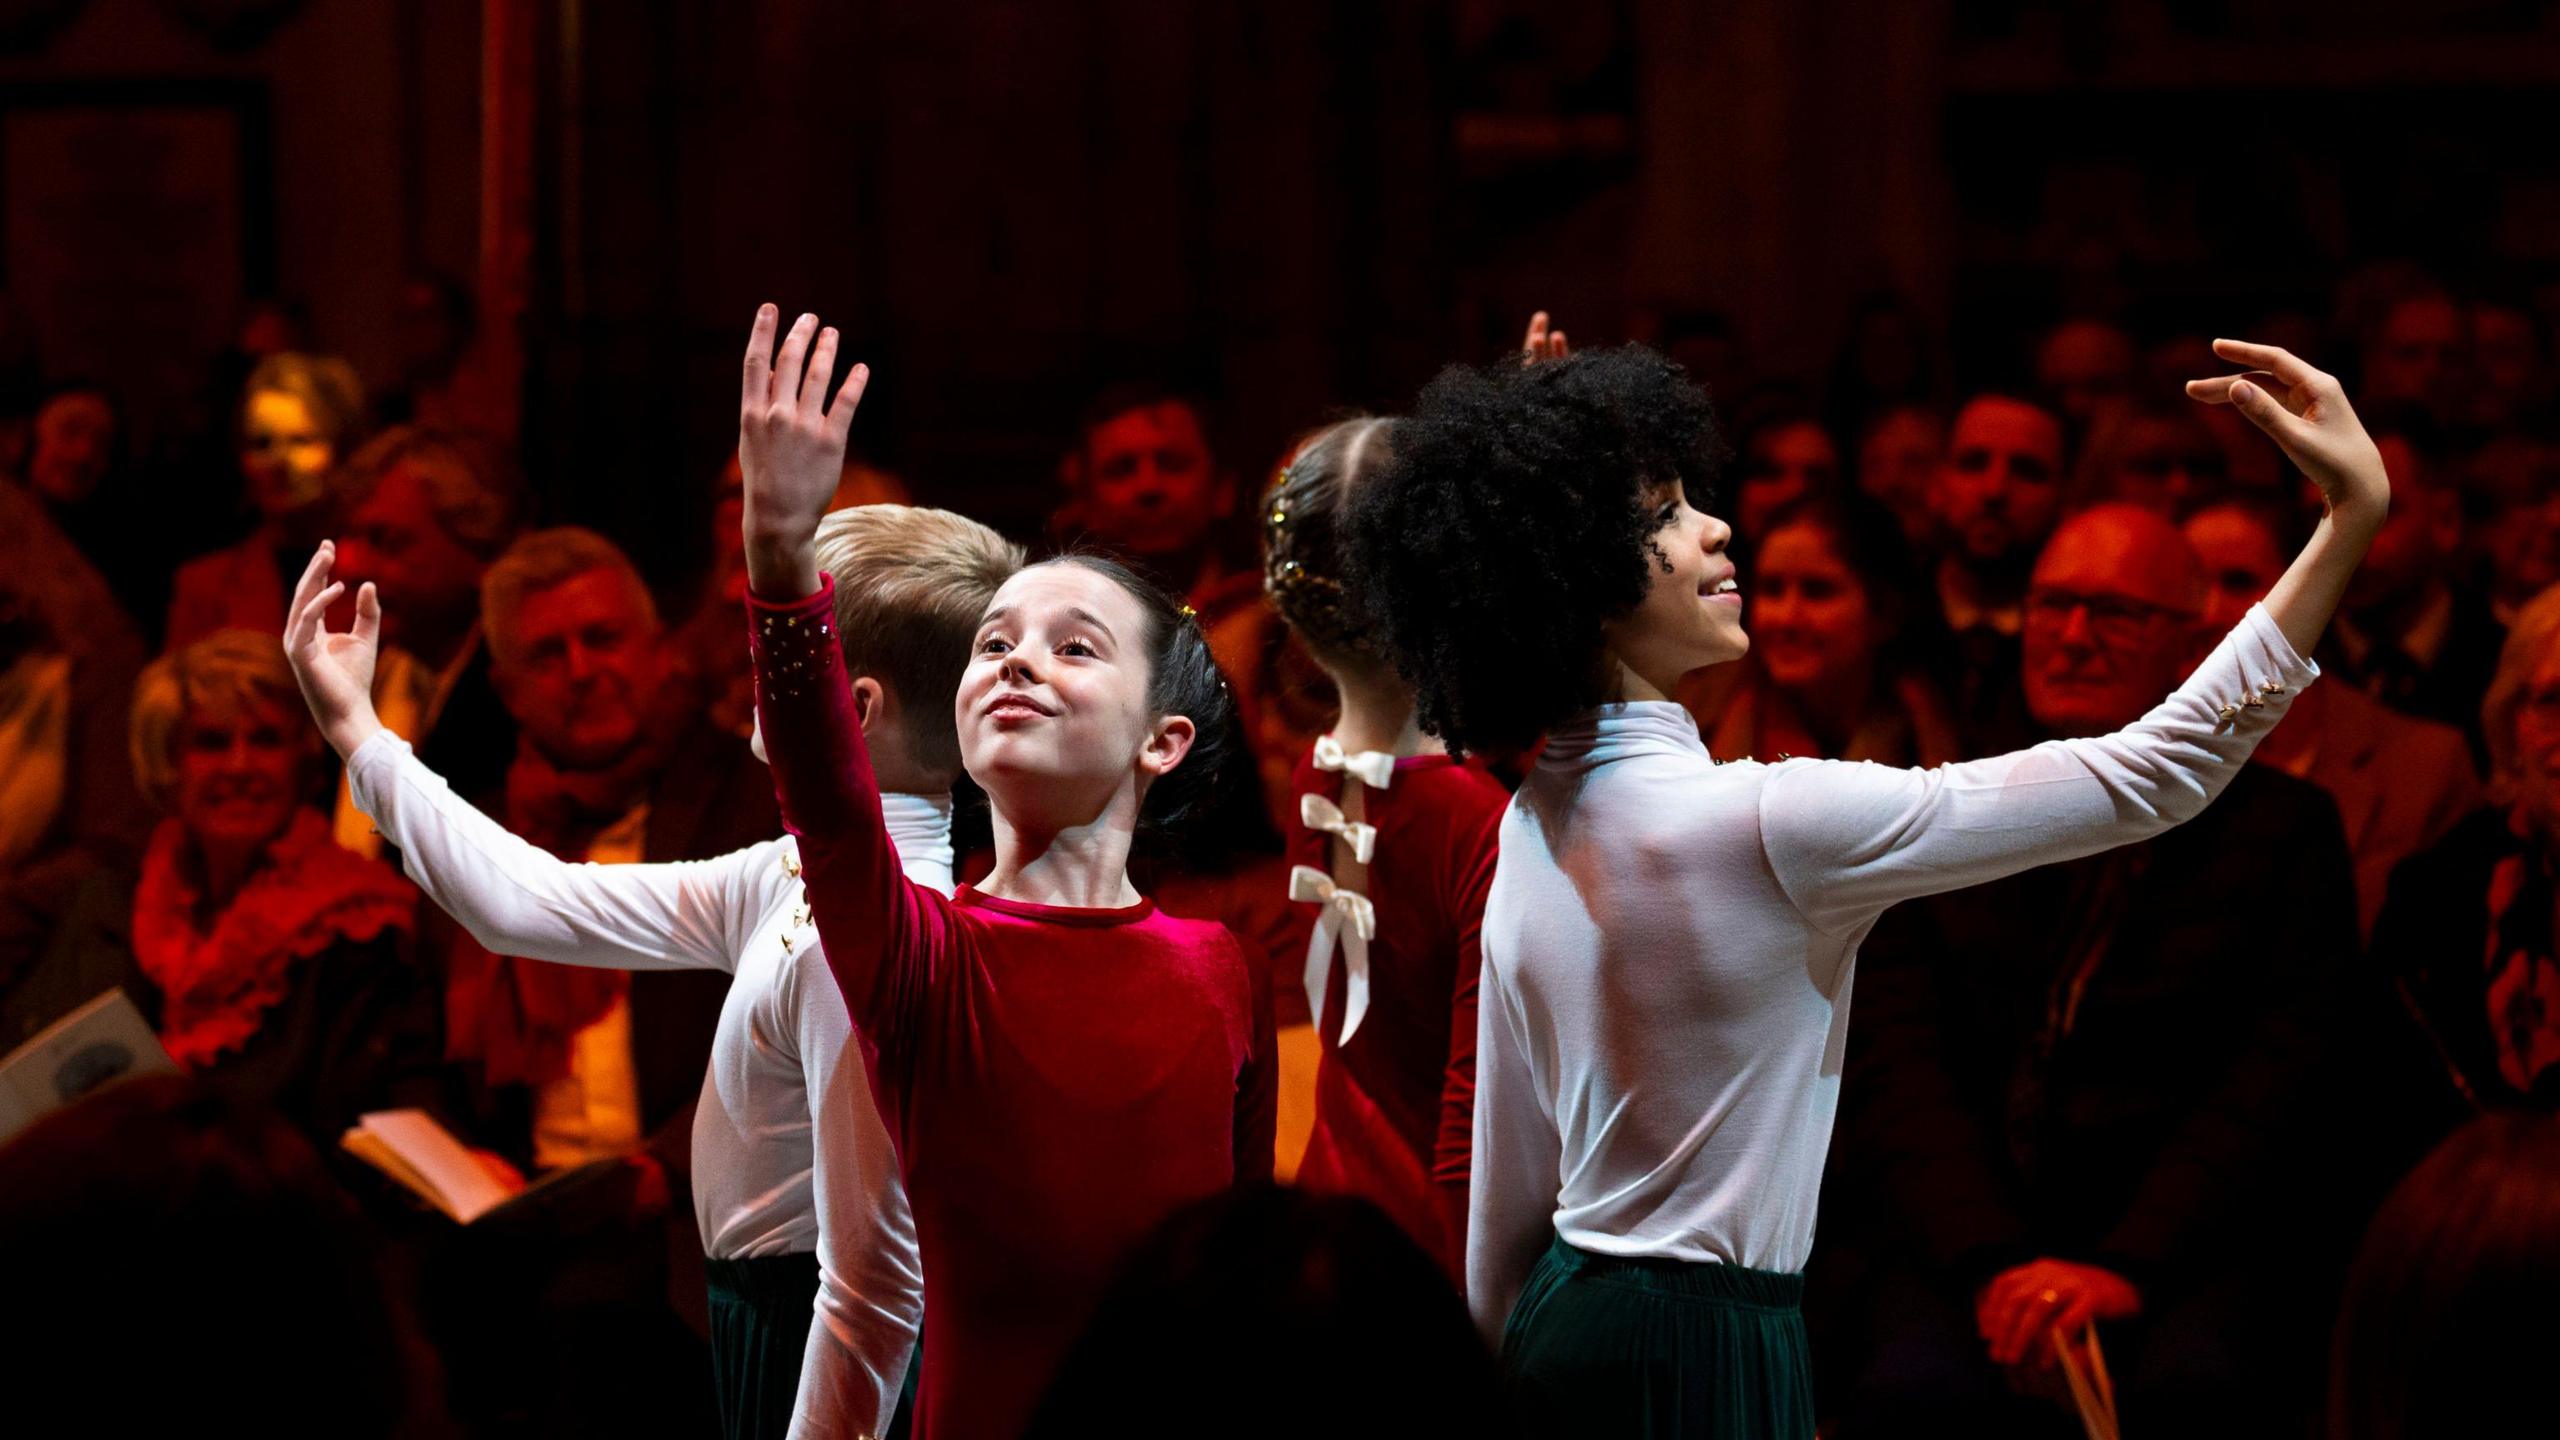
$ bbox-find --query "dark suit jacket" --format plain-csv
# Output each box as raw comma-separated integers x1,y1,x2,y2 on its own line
1837,764,2362,1297
2296,683,2479,939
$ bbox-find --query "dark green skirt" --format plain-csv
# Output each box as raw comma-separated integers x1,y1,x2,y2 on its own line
706,1251,823,1440
1501,1235,1815,1440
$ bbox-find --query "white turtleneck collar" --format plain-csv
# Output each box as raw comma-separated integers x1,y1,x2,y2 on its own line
877,791,957,893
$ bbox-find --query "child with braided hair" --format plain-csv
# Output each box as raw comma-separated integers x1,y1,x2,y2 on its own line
1263,417,1509,1282
735,307,1275,1440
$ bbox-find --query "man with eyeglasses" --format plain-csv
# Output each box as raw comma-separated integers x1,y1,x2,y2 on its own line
1823,504,2366,1435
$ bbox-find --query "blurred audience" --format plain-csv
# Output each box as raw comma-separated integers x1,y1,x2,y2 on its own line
2073,394,2229,519
1930,391,2066,755
1826,506,2361,1437
2325,414,2506,760
1853,402,1944,546
2033,318,2137,433
327,424,529,827
1731,394,1844,541
167,352,368,650
2186,499,2479,937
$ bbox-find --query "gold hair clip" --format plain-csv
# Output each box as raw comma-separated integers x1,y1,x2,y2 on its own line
1178,603,1198,620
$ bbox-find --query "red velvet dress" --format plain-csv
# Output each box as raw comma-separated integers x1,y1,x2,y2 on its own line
1288,749,1506,1279
749,580,1276,1440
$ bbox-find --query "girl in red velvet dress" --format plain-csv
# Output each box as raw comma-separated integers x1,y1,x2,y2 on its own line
1263,416,1509,1281
733,306,1275,1440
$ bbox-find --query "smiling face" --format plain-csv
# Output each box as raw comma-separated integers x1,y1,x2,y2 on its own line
1600,481,1749,696
1750,520,1879,694
173,692,307,857
959,561,1192,831
2022,507,2206,737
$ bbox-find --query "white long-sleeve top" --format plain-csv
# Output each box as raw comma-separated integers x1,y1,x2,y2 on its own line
347,731,940,1440
1467,604,2318,1341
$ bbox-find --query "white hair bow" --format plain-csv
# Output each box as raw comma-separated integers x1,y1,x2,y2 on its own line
1299,793,1377,864
1312,734,1396,790
1289,864,1375,1045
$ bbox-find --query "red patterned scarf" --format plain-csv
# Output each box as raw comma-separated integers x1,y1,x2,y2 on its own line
132,809,418,1069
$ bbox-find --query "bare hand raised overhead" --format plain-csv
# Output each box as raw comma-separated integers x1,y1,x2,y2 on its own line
2185,338,2387,526
283,540,387,760
1522,310,1569,364
739,304,871,601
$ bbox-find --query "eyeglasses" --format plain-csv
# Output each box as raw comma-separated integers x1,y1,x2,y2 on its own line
2024,587,2198,646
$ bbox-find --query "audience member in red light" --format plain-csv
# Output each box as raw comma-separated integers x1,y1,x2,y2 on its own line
2465,434,2560,626
1703,494,1959,767
2467,296,2547,429
2187,498,2479,937
2326,1110,2560,1440
2035,318,2138,431
1930,391,2067,755
2326,415,2507,759
166,353,368,651
2359,286,2470,424
0,1075,444,1439
1853,402,1943,546
1733,402,1843,542
1829,505,2361,1437
325,424,528,818
2371,583,2560,1131
741,308,1274,1440
1263,414,1507,1277
80,631,440,1153
2074,394,2231,519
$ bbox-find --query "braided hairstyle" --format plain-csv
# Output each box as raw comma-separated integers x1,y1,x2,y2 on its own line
1037,553,1240,840
1261,416,1396,663
1342,345,1726,757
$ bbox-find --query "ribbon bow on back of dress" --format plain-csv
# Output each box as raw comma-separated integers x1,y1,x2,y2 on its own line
1312,734,1397,790
1299,792,1377,864
1289,864,1375,1045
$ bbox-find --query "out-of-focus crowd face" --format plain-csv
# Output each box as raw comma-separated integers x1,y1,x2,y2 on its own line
335,456,490,653
492,568,665,770
1078,402,1228,565
1935,396,2064,568
28,391,116,507
2182,503,2287,632
1749,519,1879,696
2346,436,2464,616
2512,640,2560,833
1856,405,1942,543
2022,507,2205,738
239,387,336,520
1738,421,1841,539
174,690,307,858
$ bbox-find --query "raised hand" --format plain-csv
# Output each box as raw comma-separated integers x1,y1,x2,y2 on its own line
1522,310,1569,364
2185,338,2387,524
739,304,871,600
283,540,387,760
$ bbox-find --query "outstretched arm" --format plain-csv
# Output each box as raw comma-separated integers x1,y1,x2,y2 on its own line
286,545,768,974
1760,339,2385,936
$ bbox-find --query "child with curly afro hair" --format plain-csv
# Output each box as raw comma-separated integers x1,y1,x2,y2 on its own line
1345,333,2394,1439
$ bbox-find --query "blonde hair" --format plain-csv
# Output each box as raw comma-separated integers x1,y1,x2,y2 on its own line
480,527,660,672
130,630,312,811
2484,582,2560,799
813,505,1025,781
332,425,525,560
242,353,367,451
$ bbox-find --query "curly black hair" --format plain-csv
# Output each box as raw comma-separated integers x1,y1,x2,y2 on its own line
1038,553,1241,844
1342,345,1725,756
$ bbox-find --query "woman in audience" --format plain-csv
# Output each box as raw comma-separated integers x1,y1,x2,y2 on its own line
91,629,438,1150
1698,493,1958,767
168,353,368,649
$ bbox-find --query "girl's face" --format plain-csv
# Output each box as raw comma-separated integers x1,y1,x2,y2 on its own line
960,562,1192,828
175,693,306,857
240,389,334,519
1603,481,1749,694
1750,522,1877,693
